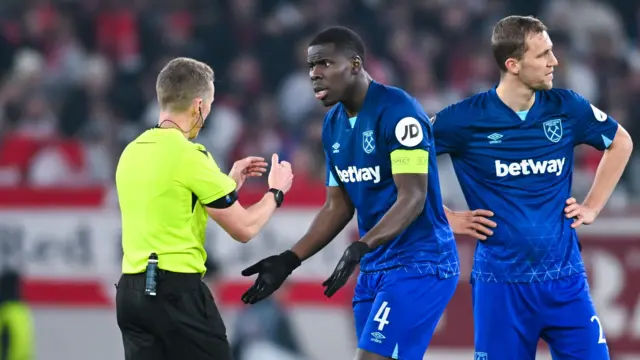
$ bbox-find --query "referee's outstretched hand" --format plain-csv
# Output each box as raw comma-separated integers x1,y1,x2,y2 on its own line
241,250,301,304
229,156,268,191
268,153,294,193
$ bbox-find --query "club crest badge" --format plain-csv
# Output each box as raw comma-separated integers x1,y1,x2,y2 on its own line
543,119,563,143
363,130,375,154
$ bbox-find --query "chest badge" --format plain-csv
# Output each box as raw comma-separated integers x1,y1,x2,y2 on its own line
543,119,563,143
362,130,375,154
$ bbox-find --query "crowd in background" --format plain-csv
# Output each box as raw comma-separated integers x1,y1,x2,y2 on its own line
0,0,639,210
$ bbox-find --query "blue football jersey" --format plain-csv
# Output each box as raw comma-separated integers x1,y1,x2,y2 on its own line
434,87,619,283
323,81,458,276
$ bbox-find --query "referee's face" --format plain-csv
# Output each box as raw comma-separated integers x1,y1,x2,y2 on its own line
308,44,354,107
188,82,215,140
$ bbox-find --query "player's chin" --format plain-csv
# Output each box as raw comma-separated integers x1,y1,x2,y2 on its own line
319,96,339,107
534,80,553,91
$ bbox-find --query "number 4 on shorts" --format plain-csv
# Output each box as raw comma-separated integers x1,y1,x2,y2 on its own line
374,301,391,331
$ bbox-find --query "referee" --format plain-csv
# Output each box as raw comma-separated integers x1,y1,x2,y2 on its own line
115,57,293,360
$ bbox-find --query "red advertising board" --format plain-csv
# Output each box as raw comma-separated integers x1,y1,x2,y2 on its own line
1,186,639,354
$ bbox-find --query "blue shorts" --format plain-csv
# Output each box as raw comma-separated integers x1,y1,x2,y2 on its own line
473,273,609,360
353,267,458,360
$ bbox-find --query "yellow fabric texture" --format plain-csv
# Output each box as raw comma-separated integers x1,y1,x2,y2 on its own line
116,128,236,274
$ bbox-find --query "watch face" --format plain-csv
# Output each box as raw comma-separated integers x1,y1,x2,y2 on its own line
270,189,283,205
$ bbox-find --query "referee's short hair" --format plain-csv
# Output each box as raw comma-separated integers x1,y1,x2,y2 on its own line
309,26,366,64
156,57,214,112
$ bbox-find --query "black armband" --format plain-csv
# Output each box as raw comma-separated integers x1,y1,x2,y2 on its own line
204,190,238,209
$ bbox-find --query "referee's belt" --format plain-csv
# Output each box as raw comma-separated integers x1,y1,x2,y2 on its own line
119,270,202,293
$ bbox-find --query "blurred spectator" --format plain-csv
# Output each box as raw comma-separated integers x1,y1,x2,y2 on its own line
0,0,638,208
230,285,305,360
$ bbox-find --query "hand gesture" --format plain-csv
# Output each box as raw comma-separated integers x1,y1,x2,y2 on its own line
564,197,598,228
228,156,268,191
241,251,301,304
322,242,370,297
268,153,293,193
447,209,496,240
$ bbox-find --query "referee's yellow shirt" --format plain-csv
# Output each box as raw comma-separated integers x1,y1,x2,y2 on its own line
116,128,236,274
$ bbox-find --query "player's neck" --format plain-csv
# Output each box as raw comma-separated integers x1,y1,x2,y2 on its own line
496,77,536,112
157,112,192,138
342,73,372,117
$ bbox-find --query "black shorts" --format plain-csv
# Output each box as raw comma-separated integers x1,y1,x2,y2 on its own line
116,271,232,360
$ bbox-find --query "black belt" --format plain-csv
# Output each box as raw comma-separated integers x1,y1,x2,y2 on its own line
118,270,202,293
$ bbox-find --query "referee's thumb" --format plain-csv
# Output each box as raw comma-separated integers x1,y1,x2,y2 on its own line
241,261,262,276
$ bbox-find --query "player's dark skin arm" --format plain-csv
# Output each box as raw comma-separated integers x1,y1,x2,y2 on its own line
358,174,426,248
239,186,354,305
291,186,355,261
321,173,426,298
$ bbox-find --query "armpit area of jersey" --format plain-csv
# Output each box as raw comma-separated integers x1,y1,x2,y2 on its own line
204,190,238,209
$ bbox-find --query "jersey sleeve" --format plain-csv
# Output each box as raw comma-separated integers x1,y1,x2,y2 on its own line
381,100,431,174
325,151,340,186
569,91,619,150
432,105,467,156
382,101,431,153
322,110,342,187
179,144,237,204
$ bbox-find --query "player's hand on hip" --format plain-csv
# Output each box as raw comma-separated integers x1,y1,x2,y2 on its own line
229,156,268,190
240,251,300,304
323,242,370,298
268,153,294,193
447,209,496,240
564,197,598,228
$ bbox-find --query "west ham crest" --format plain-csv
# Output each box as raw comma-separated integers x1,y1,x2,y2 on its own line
362,130,375,154
543,119,563,143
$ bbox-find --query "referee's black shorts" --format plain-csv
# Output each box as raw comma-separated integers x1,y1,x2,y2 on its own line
116,270,233,360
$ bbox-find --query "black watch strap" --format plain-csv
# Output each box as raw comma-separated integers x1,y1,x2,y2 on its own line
268,188,284,208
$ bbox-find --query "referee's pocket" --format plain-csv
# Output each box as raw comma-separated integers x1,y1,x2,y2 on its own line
199,282,218,318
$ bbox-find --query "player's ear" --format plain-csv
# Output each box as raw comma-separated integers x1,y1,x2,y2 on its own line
352,56,362,74
505,58,520,75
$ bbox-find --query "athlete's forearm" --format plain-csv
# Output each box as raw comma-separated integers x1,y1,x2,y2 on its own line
583,126,633,213
291,203,353,262
359,193,424,249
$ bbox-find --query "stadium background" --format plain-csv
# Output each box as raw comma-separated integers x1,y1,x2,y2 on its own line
0,0,640,359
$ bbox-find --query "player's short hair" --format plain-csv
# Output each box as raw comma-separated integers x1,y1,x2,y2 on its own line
491,15,547,71
156,57,214,112
309,26,366,64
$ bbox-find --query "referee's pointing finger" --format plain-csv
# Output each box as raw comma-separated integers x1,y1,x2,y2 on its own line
272,153,279,165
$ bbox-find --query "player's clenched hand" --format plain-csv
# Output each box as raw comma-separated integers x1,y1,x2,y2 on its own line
323,242,371,297
240,250,301,304
446,209,496,240
229,156,268,191
564,197,598,228
268,153,294,193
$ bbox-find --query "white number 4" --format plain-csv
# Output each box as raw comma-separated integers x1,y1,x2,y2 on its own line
590,316,607,344
374,301,391,331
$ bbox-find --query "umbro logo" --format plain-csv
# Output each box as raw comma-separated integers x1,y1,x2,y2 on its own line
332,143,340,153
370,332,385,344
487,133,503,144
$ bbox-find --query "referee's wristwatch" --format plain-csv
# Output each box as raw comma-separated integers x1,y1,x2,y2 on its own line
268,188,284,208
